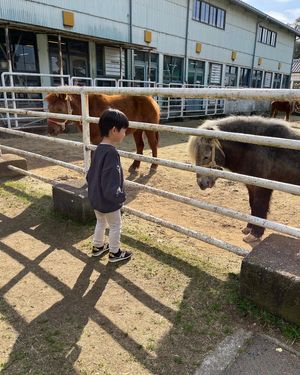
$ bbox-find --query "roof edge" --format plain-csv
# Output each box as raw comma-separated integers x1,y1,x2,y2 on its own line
232,0,300,37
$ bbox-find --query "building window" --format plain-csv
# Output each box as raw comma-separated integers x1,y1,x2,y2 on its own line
187,59,205,85
208,63,222,86
163,55,183,83
251,69,263,88
96,45,104,76
239,67,251,87
273,73,282,88
257,26,277,47
0,28,8,73
263,71,272,88
282,74,290,88
9,30,39,73
193,1,225,29
48,36,89,85
134,51,159,83
225,65,238,86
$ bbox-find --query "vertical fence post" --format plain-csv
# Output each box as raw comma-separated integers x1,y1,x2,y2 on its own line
81,93,91,173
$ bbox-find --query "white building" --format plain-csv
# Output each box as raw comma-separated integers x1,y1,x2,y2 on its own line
0,0,299,120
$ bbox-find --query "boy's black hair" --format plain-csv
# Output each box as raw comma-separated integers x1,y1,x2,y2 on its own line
99,108,129,137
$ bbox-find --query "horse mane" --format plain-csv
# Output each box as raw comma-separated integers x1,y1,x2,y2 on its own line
188,121,218,163
204,116,300,139
188,116,300,162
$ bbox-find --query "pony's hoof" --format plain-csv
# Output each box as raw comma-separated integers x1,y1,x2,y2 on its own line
243,233,262,244
150,164,158,170
128,165,139,173
241,227,251,235
149,165,158,174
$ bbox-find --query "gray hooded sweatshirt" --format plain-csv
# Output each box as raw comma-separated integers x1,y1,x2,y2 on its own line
87,144,125,213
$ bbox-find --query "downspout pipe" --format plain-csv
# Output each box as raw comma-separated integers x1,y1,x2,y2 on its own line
184,0,190,83
250,15,270,86
129,0,134,80
289,35,297,88
250,20,260,86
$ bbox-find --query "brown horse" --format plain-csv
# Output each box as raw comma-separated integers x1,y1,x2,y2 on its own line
188,116,300,243
270,100,299,121
45,93,160,171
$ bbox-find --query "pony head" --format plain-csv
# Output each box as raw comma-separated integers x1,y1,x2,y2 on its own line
188,124,225,190
45,93,73,136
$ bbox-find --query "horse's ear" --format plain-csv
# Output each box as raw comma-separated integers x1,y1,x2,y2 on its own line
44,93,53,102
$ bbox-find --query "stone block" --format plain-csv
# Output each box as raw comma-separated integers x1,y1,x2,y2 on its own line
0,154,27,177
52,179,95,223
240,234,300,325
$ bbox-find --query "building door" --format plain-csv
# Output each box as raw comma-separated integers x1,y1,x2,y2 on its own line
134,50,158,84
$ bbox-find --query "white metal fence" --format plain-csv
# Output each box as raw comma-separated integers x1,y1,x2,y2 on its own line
0,72,226,127
0,85,300,257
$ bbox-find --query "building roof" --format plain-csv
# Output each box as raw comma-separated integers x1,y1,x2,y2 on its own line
232,0,300,37
292,59,300,73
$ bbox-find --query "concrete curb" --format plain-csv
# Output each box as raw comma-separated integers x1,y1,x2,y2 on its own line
194,329,253,375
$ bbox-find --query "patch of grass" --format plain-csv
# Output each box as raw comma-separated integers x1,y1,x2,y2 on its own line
227,273,300,341
173,355,184,364
44,329,65,353
182,322,194,333
145,338,156,352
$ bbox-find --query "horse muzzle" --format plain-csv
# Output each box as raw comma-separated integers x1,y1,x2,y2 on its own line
197,176,216,190
47,119,65,136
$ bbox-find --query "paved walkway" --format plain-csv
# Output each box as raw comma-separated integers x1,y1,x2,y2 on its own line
195,330,300,375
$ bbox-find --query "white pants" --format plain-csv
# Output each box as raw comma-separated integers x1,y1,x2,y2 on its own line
93,209,121,253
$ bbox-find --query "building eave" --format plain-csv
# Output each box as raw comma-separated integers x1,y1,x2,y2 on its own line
0,20,156,52
231,0,300,37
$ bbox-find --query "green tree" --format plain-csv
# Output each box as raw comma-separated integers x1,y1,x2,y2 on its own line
289,17,300,58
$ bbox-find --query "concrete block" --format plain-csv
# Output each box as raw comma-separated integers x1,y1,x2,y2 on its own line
52,179,95,223
240,234,300,325
0,154,27,177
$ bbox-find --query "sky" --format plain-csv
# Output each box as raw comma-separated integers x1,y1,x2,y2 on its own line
241,0,300,25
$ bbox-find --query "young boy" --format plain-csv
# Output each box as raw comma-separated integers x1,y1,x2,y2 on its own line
87,108,132,263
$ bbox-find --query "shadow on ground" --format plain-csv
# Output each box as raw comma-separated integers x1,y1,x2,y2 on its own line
0,180,239,375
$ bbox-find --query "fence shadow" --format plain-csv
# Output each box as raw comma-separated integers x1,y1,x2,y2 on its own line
0,181,237,375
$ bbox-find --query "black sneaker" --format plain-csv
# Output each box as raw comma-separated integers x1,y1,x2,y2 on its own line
108,249,132,263
91,244,109,257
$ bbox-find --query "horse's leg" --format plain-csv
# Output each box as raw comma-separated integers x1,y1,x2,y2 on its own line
128,130,144,172
243,187,273,243
270,106,275,118
242,185,254,235
145,130,159,170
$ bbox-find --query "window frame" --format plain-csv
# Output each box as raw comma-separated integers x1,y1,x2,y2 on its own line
251,69,263,88
193,0,226,30
239,67,251,87
263,71,273,88
257,25,277,47
224,65,238,87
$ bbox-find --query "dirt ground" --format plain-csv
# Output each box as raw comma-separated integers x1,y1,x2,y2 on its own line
0,116,299,374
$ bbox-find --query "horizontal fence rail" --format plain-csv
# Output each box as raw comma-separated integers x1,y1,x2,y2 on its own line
123,206,248,257
125,181,300,239
111,150,300,196
1,108,300,151
0,144,84,174
0,86,300,100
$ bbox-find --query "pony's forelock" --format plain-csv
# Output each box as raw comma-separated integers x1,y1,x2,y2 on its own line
188,120,218,163
188,135,199,163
